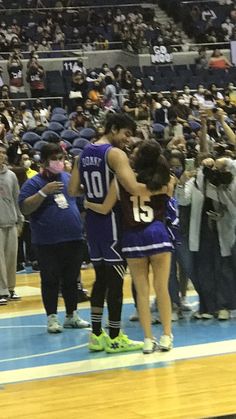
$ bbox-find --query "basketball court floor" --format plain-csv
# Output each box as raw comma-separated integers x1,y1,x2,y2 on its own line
1,269,236,419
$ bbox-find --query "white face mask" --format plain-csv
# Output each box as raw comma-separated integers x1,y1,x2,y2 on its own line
198,88,205,94
192,100,198,106
178,99,185,105
23,159,31,169
184,88,190,94
162,100,170,107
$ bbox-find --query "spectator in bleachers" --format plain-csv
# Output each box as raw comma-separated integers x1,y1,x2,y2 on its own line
182,85,192,106
208,49,232,69
7,53,25,96
19,102,36,131
172,95,191,122
72,60,87,75
26,57,46,98
194,84,206,106
103,75,119,111
195,48,208,70
71,72,88,103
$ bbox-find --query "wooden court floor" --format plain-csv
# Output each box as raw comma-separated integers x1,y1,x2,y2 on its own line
0,270,236,419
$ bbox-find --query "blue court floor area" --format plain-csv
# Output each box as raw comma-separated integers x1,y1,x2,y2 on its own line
1,299,236,384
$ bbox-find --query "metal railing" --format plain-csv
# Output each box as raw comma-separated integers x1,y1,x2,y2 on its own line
0,96,64,107
0,3,155,12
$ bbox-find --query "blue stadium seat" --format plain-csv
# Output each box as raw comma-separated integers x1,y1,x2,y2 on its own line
41,130,60,142
73,138,90,149
51,114,68,124
188,121,201,131
61,140,72,150
22,132,41,145
61,129,79,142
33,140,48,151
79,128,96,140
69,147,83,157
52,107,67,115
152,123,165,134
48,122,64,133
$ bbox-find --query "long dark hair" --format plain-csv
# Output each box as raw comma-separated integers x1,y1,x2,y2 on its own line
133,139,170,191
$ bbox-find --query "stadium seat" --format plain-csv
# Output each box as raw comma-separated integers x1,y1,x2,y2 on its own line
47,122,64,133
61,129,79,142
152,123,165,134
69,147,83,156
22,132,41,146
61,140,72,150
73,138,90,149
188,121,201,131
33,140,48,151
52,107,67,115
51,114,68,124
41,130,61,142
79,128,96,140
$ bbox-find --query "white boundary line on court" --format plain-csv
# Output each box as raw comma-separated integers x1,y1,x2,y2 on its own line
0,339,236,385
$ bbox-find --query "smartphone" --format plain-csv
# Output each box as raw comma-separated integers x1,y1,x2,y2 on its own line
185,158,195,171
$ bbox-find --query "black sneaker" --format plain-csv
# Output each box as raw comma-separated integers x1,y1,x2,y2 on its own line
9,291,21,301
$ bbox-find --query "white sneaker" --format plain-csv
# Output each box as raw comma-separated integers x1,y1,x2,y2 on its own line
143,338,158,354
129,309,139,322
202,313,214,320
47,314,63,333
171,310,179,322
159,334,173,351
192,311,203,320
180,297,192,311
63,311,90,328
0,297,8,306
218,309,230,321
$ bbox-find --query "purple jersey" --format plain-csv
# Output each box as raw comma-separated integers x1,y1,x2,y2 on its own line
79,143,123,264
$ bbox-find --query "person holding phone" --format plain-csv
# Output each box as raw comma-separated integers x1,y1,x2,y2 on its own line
19,143,89,333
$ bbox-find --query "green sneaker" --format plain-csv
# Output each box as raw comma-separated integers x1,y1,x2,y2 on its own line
88,329,108,352
105,331,143,354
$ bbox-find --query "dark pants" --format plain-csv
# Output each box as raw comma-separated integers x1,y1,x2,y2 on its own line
169,236,193,306
36,240,84,316
192,217,236,314
18,221,36,266
30,89,46,98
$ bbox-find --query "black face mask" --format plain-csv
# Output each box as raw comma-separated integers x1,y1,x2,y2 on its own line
203,166,233,186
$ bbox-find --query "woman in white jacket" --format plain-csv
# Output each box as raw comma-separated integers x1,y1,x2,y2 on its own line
176,157,236,320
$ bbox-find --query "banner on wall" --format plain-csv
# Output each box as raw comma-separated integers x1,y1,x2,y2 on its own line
150,45,173,64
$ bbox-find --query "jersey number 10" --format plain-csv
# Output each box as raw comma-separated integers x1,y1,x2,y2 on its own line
83,171,104,198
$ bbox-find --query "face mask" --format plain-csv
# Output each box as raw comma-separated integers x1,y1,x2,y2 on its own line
198,88,204,94
162,100,170,107
136,82,142,87
229,85,234,90
184,88,190,94
33,154,40,162
178,99,185,105
23,159,31,169
48,160,64,174
192,100,198,106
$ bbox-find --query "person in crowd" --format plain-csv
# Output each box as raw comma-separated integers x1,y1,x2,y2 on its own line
103,75,119,111
7,53,25,96
68,113,156,354
26,57,46,98
19,143,90,332
176,111,236,320
19,102,36,131
0,142,24,305
208,49,232,70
